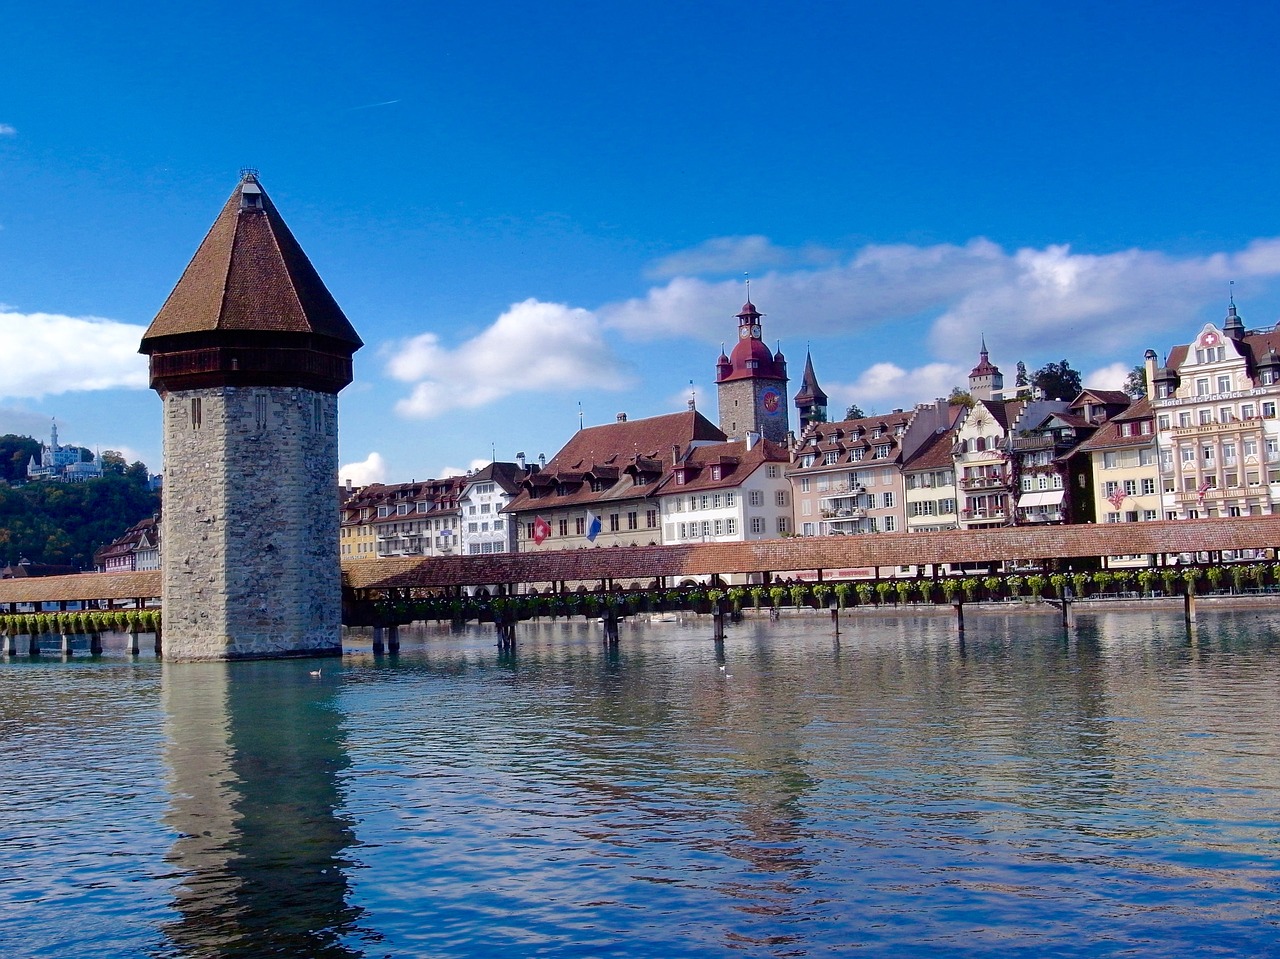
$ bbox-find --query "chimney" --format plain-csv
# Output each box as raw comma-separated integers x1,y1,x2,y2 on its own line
1144,349,1158,398
616,412,627,423
345,478,352,491
672,444,680,465
517,451,526,469
538,453,546,469
745,431,758,452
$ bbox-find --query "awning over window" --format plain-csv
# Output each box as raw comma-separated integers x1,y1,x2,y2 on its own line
1018,490,1066,508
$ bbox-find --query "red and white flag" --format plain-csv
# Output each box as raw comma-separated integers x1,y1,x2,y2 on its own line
1107,486,1127,510
1196,480,1212,504
532,516,551,545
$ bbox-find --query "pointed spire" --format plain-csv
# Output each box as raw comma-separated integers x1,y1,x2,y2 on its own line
794,349,827,430
140,173,363,395
1224,282,1245,341
142,172,361,347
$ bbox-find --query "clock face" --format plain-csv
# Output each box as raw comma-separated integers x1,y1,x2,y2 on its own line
761,388,781,415
740,326,751,338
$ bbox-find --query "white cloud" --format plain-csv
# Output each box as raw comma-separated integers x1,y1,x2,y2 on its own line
388,298,634,419
0,124,15,137
662,380,704,413
0,310,149,398
824,362,966,414
437,458,492,478
601,237,1280,370
340,452,388,487
645,235,835,279
1084,362,1133,392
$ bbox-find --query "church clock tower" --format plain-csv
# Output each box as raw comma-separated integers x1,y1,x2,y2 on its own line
715,299,789,442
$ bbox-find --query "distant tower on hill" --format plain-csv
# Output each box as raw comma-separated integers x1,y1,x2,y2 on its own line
715,298,790,442
793,350,828,432
968,337,1004,401
139,172,363,661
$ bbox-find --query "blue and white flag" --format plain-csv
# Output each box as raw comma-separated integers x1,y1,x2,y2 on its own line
585,510,602,542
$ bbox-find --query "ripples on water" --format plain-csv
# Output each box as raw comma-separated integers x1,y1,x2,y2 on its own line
2,608,1279,957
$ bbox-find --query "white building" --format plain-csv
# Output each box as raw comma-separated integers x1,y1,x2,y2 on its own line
659,435,793,544
459,462,524,556
1148,298,1280,520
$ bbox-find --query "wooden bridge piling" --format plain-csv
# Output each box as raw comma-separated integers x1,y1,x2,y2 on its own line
712,601,726,642
126,630,139,655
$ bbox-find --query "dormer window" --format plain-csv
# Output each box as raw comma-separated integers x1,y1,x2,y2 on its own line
240,178,264,211
710,465,722,480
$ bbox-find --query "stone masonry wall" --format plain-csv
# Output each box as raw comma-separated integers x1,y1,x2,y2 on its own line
162,386,341,660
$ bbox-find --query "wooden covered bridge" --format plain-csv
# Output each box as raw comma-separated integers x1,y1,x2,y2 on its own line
4,516,1277,622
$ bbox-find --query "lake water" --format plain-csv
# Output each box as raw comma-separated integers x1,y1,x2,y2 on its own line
2,607,1279,958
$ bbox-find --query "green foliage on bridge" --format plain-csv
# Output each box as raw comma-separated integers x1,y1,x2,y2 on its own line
0,609,160,637
354,562,1280,628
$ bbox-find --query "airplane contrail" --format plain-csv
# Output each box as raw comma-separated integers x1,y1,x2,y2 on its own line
346,99,402,111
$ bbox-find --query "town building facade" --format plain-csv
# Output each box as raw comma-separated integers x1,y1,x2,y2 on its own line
505,410,724,552
659,436,793,544
459,462,523,556
1148,301,1280,521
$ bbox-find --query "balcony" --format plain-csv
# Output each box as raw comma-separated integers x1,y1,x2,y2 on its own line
961,508,1006,520
1021,510,1064,523
820,507,865,519
959,475,1008,491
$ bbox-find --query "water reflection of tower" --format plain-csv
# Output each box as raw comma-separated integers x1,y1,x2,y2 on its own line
159,663,363,958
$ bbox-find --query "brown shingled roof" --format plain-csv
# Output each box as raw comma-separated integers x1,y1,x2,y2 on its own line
141,175,362,348
507,410,726,512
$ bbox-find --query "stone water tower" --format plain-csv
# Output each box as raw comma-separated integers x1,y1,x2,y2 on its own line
140,172,363,660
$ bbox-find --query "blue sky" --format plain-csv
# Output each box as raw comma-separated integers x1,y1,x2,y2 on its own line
5,1,1280,484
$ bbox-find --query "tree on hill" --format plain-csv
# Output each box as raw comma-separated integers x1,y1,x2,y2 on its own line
1032,360,1083,400
0,472,160,570
845,403,866,420
0,435,42,484
948,387,975,408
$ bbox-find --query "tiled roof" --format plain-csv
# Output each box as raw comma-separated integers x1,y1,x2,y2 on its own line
507,411,725,513
1074,388,1131,406
1111,396,1152,422
1075,398,1153,453
141,175,362,348
0,570,160,603
465,461,525,495
790,409,914,472
341,515,1280,589
656,438,788,495
902,428,956,471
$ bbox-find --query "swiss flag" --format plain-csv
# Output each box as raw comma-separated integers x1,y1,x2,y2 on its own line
532,516,551,545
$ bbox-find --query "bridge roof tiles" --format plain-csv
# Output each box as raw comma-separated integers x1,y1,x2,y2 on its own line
340,516,1280,590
